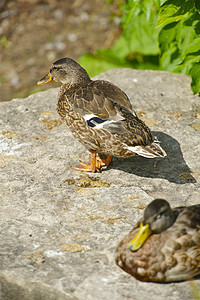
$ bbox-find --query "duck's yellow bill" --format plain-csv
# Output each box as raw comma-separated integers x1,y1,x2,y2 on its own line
128,223,152,252
37,73,53,85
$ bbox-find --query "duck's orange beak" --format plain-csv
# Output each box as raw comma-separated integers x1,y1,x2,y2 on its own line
128,223,152,251
37,73,54,85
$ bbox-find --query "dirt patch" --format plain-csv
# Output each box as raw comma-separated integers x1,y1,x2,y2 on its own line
0,0,119,101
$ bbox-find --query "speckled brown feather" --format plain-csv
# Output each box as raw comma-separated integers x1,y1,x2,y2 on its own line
115,205,200,282
67,80,133,119
57,82,158,157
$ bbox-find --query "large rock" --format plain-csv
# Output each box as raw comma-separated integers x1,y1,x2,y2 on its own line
0,69,200,300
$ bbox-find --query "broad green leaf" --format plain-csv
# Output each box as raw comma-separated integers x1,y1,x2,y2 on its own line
174,53,200,75
159,22,183,70
176,12,200,55
190,63,200,93
160,0,167,5
156,0,195,27
159,11,200,63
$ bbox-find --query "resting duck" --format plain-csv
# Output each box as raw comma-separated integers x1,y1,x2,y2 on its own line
115,199,200,282
37,58,166,172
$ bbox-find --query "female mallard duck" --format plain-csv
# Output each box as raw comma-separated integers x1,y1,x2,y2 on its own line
37,58,166,172
115,199,200,282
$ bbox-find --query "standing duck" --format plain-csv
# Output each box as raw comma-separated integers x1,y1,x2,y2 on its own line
115,199,200,282
37,58,166,172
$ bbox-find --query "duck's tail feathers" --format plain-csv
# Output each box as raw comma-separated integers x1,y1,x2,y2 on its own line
124,140,167,158
142,142,167,158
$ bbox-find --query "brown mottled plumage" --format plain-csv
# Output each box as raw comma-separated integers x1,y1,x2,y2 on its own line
115,199,200,282
37,58,166,172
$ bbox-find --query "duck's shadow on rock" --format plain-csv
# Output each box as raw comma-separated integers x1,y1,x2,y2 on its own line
111,132,196,184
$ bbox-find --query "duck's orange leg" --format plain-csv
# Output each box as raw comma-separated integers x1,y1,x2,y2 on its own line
72,152,97,173
72,153,112,173
96,154,112,169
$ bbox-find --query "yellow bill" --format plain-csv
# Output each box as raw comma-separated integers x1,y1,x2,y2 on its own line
37,73,54,85
128,223,152,251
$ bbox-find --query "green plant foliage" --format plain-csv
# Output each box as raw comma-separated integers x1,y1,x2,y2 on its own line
190,63,200,94
79,34,160,76
79,0,161,76
80,0,200,93
158,0,200,92
121,0,161,55
156,0,195,27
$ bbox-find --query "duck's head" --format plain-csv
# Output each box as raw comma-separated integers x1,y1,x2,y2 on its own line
37,57,91,86
128,199,175,251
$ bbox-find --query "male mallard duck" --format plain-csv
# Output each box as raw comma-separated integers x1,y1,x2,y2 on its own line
115,199,200,282
37,58,166,172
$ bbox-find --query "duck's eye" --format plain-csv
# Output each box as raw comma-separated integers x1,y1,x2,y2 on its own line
154,214,161,221
51,66,62,71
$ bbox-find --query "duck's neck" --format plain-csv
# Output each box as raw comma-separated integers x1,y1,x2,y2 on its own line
56,84,71,120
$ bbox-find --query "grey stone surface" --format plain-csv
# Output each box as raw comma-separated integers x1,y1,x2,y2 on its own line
0,68,200,300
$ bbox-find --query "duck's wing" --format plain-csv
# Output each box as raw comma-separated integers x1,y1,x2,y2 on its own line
68,81,166,157
69,80,139,131
175,205,200,228
93,80,133,112
160,205,200,281
71,80,133,118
